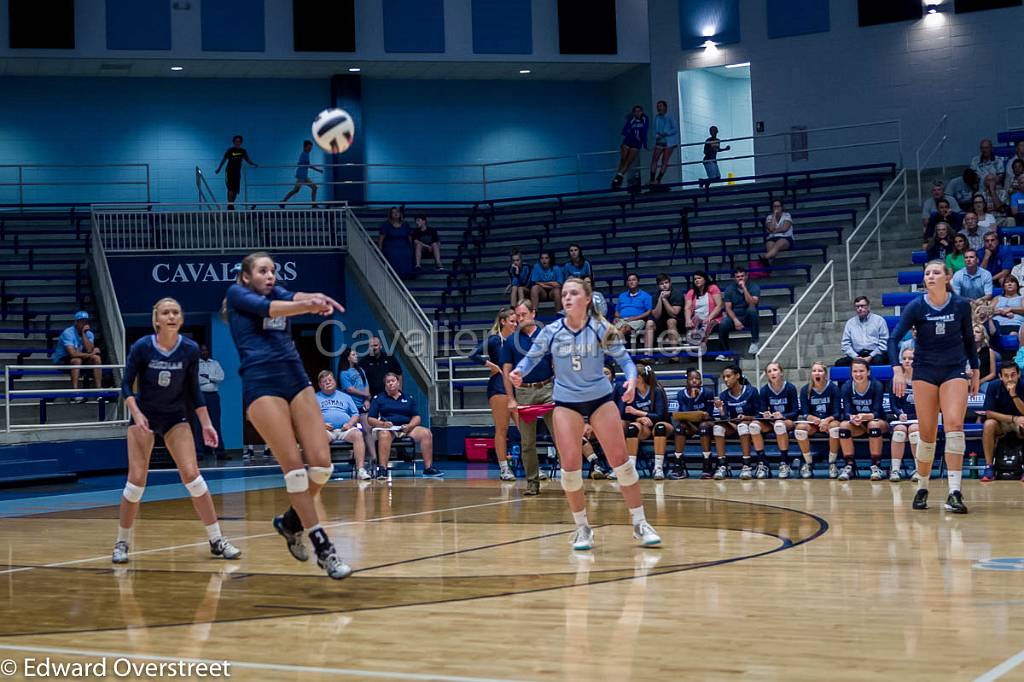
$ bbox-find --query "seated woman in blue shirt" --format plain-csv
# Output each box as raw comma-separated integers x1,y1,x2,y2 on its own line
562,244,593,282
530,251,565,313
367,373,442,478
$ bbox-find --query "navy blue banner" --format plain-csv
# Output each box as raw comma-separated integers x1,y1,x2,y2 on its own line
108,253,346,314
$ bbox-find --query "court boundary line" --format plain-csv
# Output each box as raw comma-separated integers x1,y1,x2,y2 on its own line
975,649,1024,682
0,643,529,682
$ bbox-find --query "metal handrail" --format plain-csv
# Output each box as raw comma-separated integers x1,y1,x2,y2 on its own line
845,168,909,299
753,260,836,386
89,220,126,366
4,363,127,432
195,166,220,208
0,163,150,205
914,114,949,206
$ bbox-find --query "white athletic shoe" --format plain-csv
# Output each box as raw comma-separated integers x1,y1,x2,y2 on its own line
538,470,549,481
890,469,902,482
739,465,753,480
838,465,852,481
713,465,727,480
653,467,665,481
112,540,129,564
356,467,371,481
755,463,769,479
499,467,516,481
571,525,595,551
869,465,883,481
210,538,242,560
778,463,791,479
911,471,921,483
633,521,662,547
829,463,839,479
800,463,813,479
747,342,760,355
317,550,353,580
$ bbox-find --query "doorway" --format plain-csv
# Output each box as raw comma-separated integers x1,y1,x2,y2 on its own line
677,63,754,184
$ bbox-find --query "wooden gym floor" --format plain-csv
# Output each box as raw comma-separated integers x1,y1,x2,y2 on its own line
2,474,1024,681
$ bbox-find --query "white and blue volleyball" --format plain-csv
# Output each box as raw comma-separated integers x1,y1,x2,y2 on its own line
311,108,355,154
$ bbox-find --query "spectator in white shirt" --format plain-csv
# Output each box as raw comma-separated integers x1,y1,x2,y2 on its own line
971,139,1005,185
972,194,1000,233
194,344,226,457
759,199,794,265
921,180,961,230
1006,157,1024,196
959,211,989,252
947,168,980,209
837,296,889,366
1005,142,1024,192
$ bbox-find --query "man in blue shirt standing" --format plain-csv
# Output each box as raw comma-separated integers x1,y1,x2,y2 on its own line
51,310,102,400
280,140,321,207
613,273,653,347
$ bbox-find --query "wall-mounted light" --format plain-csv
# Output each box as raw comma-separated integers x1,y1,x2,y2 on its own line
926,3,938,13
348,67,361,72
169,65,184,71
702,39,717,49
518,69,531,74
725,62,750,69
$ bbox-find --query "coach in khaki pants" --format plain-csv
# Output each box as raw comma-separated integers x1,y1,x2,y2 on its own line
501,301,555,496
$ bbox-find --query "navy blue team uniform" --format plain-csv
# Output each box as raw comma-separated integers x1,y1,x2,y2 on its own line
616,384,668,422
759,382,800,421
121,335,204,436
470,334,507,399
889,383,917,421
799,382,841,421
717,384,760,420
840,379,885,419
225,283,312,409
887,293,978,385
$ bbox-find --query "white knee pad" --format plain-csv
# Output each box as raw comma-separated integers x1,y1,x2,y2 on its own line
284,468,309,493
891,430,907,443
828,427,841,439
945,431,966,456
748,422,762,435
184,475,208,498
613,460,640,486
308,465,334,485
713,424,726,437
736,422,750,436
773,420,788,435
794,429,809,441
560,469,584,492
123,482,144,503
917,441,936,465
909,431,920,445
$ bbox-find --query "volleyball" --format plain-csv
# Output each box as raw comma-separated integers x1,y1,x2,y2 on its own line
311,108,355,154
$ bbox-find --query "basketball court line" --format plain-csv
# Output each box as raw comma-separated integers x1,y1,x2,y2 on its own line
0,497,522,576
0,643,527,682
975,648,1024,682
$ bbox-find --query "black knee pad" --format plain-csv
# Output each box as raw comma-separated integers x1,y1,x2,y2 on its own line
838,428,852,439
654,423,668,437
868,427,882,438
699,424,713,437
626,423,640,439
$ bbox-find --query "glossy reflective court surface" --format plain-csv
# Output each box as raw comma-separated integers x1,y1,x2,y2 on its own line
2,476,1024,680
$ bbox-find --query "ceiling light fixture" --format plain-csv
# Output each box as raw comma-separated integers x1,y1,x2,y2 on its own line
170,65,184,71
725,62,750,69
348,67,361,72
519,69,531,74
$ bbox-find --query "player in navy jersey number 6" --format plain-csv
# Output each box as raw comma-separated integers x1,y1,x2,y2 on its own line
224,252,351,579
889,260,979,514
510,277,661,551
112,298,241,565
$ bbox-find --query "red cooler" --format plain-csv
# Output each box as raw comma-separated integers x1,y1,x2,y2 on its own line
464,437,494,462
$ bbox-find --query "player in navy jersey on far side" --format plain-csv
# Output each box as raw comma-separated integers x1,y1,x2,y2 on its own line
224,252,351,578
888,347,919,482
671,369,715,479
795,361,841,479
112,298,241,565
510,277,661,551
758,362,801,478
471,307,519,481
889,260,979,513
711,365,761,480
616,361,672,480
837,358,888,481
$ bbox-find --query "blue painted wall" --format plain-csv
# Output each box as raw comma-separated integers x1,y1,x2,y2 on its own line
766,0,830,39
383,0,446,53
201,0,266,52
472,0,532,54
105,0,171,50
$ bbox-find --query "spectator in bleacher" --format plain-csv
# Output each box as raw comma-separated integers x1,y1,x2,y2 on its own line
924,200,962,244
989,275,1024,349
980,362,1024,482
506,249,531,307
921,180,961,230
982,175,1011,225
377,207,414,277
1006,157,1024,196
959,212,987,252
926,222,953,261
981,231,1012,285
1010,177,1024,226
214,134,257,211
945,234,969,273
837,296,889,366
52,310,102,400
613,273,653,343
645,273,685,350
683,271,723,348
195,345,225,457
718,266,761,356
972,194,999,234
836,357,888,481
316,370,370,481
280,140,320,207
530,251,565,313
339,346,371,411
368,372,442,478
947,168,980,209
951,249,993,300
971,138,1005,186
975,324,997,393
649,100,678,187
759,199,794,266
412,215,444,272
611,105,648,189
562,243,593,281
363,336,403,400
700,125,731,190
618,361,672,480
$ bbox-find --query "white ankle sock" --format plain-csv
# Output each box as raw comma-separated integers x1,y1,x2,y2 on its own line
918,476,930,491
586,453,598,462
673,451,683,459
572,510,589,528
628,455,636,468
629,506,646,525
828,452,837,464
205,522,222,542
948,470,962,492
702,451,711,459
655,455,664,469
117,526,131,544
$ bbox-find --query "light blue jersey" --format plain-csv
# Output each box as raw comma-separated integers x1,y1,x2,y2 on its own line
515,317,637,402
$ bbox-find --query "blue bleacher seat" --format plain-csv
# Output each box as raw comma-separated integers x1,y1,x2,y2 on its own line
881,292,920,308
897,271,923,286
